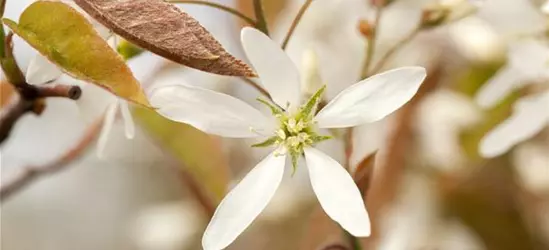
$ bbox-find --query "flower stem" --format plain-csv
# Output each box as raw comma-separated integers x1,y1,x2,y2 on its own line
168,0,257,27
253,0,269,35
360,1,384,80
281,0,313,49
369,26,421,74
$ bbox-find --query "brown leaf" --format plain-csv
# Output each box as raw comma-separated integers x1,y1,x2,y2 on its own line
74,0,256,77
353,152,377,197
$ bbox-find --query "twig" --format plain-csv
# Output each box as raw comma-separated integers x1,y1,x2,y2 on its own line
281,0,313,49
369,26,421,74
168,0,257,27
253,0,269,35
0,117,104,201
0,84,83,144
360,0,385,79
0,96,32,143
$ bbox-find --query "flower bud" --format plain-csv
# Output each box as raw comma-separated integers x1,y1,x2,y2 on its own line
420,4,450,29
357,19,373,39
300,49,323,97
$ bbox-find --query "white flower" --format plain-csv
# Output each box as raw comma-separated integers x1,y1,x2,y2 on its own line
150,27,426,250
479,91,549,158
476,39,549,158
475,40,549,108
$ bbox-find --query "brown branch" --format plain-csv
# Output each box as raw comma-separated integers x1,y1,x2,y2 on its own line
0,84,83,144
0,117,104,201
0,96,33,143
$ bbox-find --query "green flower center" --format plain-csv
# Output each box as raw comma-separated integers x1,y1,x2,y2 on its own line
253,86,331,172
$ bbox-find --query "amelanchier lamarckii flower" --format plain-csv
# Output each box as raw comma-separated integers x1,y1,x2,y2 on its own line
150,27,427,250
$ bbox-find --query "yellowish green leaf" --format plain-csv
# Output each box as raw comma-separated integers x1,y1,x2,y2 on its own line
2,1,150,107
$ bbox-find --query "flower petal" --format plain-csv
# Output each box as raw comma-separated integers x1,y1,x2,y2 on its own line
202,151,286,250
241,27,301,109
304,147,371,237
479,92,549,158
475,65,524,108
119,100,135,139
25,55,63,85
97,102,118,159
150,84,275,138
315,67,426,128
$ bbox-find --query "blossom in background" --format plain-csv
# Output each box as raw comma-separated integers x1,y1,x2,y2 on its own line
150,27,426,250
475,40,549,157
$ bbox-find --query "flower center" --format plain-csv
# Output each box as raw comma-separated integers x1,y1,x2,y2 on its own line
253,86,331,172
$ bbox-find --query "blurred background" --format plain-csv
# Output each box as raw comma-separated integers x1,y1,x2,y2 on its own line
1,0,548,249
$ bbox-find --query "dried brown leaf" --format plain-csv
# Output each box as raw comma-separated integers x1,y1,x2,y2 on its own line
353,152,377,197
74,0,256,77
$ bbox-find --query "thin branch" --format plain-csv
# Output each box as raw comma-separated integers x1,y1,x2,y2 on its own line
168,0,257,27
0,84,83,144
369,26,421,74
35,85,82,100
241,77,271,99
359,0,384,79
0,96,32,143
281,0,313,49
0,117,104,201
253,0,269,34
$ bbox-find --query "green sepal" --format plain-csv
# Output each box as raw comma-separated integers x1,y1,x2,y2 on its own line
252,136,279,148
290,150,300,176
311,135,332,144
257,97,284,116
300,85,326,120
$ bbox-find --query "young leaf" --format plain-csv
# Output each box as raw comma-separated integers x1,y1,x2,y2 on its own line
74,0,256,77
2,1,151,107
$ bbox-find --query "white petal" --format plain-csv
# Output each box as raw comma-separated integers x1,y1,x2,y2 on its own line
508,40,549,78
77,84,117,123
202,151,286,250
241,27,301,109
97,102,118,159
119,100,135,139
315,67,426,128
479,92,549,158
150,85,275,138
25,55,63,85
475,66,524,108
304,147,370,237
